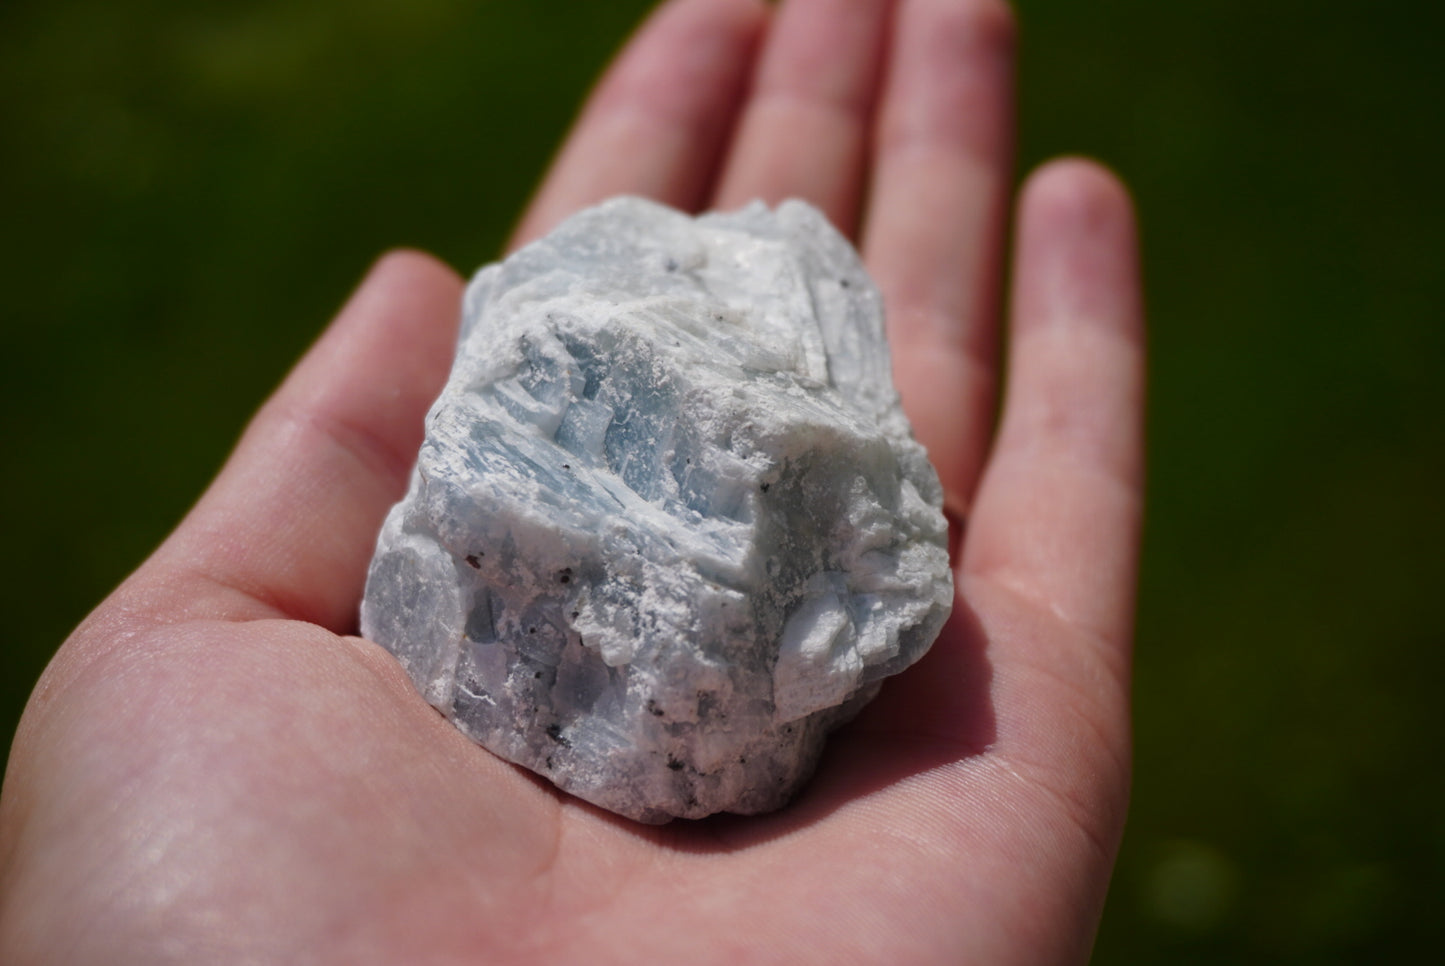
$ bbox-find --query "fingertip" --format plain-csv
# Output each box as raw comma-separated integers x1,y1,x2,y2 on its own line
1014,157,1143,339
313,246,465,422
363,248,464,294
1018,157,1138,261
344,250,465,348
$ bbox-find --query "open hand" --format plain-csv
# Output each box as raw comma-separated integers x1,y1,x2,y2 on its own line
0,1,1144,962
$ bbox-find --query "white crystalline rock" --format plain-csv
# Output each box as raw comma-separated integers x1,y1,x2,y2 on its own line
361,197,953,822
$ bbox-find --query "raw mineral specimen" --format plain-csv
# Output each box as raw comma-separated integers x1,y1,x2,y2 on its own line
361,197,952,822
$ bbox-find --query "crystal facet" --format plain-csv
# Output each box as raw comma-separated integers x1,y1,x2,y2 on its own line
361,197,953,822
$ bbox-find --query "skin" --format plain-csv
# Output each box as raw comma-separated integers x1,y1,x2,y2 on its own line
0,0,1145,963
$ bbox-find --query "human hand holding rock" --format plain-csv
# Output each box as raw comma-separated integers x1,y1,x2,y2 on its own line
0,1,1144,963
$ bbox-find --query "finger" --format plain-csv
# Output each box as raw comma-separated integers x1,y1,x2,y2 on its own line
862,0,1015,520
712,0,894,233
511,0,768,249
120,252,465,631
965,159,1145,651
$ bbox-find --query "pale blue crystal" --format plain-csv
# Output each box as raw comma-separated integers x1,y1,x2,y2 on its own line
362,197,952,822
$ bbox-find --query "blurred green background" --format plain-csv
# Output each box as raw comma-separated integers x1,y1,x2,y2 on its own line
2,0,1441,960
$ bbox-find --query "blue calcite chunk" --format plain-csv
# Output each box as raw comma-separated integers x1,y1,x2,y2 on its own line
362,197,952,822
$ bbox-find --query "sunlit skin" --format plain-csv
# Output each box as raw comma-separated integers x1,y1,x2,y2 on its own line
0,1,1144,963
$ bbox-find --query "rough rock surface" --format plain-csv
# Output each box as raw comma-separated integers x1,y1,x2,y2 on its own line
361,197,952,822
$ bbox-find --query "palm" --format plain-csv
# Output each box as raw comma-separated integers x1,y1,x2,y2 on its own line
1,1,1143,964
